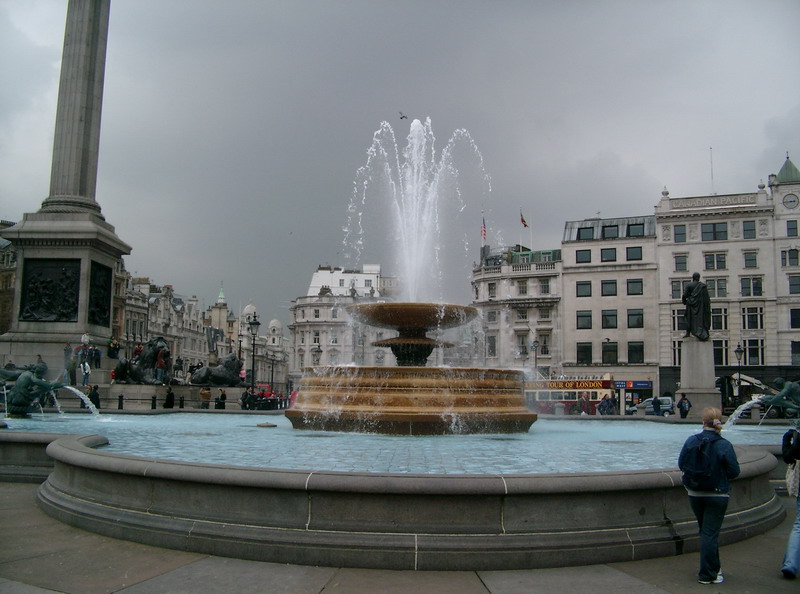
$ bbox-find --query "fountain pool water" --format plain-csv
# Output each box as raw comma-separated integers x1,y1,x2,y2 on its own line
3,413,786,474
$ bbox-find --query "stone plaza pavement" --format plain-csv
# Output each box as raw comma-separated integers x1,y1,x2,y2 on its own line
0,482,796,594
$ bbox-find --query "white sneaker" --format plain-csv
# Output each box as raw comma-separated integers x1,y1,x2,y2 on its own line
698,573,724,585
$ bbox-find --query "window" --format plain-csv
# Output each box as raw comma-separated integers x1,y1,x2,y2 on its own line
517,309,528,321
743,251,758,268
713,340,729,366
743,338,764,365
671,279,690,299
330,332,338,345
332,308,338,319
540,308,551,320
313,331,320,344
626,246,642,261
486,310,497,323
788,220,798,237
782,249,799,267
601,248,616,262
576,281,592,297
516,334,528,355
602,309,617,329
576,249,591,263
792,309,800,329
488,282,496,298
339,279,345,287
627,309,643,328
517,279,527,295
742,306,764,330
576,342,592,364
538,334,550,355
742,220,756,239
674,224,687,243
790,276,800,295
314,309,320,319
627,223,645,237
486,335,496,358
602,225,619,239
711,307,728,330
539,279,550,295
577,227,594,240
704,253,726,270
601,280,617,296
627,278,643,295
701,222,727,241
793,342,800,366
628,342,644,363
741,277,763,297
576,310,592,329
707,278,727,297
674,254,688,271
671,309,687,332
364,279,372,288
602,341,618,364
672,340,682,366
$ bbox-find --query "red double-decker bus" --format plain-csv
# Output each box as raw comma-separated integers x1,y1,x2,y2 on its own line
524,375,617,415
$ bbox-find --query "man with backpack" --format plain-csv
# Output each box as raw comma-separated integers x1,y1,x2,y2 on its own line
678,407,740,585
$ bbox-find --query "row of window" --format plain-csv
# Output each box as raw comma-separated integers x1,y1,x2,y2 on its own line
575,341,644,364
485,334,550,358
485,279,552,299
673,249,800,272
672,220,799,243
671,339,767,367
576,223,646,241
575,246,642,263
576,278,643,297
669,307,765,331
670,275,800,298
577,309,643,329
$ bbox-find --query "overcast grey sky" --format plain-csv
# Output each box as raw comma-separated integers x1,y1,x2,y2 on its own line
1,0,799,324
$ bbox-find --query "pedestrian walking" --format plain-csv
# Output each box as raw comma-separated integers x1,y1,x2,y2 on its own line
678,407,740,585
780,423,800,579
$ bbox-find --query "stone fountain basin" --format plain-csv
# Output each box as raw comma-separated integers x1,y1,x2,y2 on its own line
16,432,784,571
346,302,477,331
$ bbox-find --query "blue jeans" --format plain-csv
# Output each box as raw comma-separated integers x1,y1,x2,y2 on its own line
689,495,729,581
783,496,800,576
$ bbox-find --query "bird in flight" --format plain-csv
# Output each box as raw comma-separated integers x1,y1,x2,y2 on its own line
399,111,408,119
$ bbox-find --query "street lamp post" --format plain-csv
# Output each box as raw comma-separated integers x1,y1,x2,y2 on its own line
247,312,261,395
734,342,744,407
530,339,539,376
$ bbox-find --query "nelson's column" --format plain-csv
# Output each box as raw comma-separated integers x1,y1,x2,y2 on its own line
0,0,130,372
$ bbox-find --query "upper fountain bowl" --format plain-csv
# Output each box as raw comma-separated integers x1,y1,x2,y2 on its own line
346,302,478,331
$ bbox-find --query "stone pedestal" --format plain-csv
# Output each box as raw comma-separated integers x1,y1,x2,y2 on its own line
679,336,721,418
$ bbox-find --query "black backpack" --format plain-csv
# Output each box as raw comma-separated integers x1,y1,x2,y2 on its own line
681,436,721,492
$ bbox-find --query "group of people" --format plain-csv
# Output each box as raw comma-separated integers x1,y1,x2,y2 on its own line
678,406,800,584
237,388,288,410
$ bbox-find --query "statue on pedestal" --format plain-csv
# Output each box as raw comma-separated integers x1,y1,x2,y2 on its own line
682,272,711,341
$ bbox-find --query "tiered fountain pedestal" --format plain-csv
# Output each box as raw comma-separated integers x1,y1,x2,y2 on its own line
285,365,536,435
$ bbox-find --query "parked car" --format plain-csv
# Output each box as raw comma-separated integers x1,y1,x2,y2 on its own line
643,397,675,416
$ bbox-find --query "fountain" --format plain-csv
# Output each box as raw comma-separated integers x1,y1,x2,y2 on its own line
285,302,536,434
287,119,535,435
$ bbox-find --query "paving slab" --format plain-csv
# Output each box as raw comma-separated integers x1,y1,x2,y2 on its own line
321,568,488,594
118,557,336,594
479,565,668,594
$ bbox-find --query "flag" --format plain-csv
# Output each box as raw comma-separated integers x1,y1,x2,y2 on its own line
520,209,529,228
481,217,487,241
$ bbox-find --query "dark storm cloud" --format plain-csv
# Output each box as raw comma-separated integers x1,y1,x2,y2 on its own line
1,0,799,321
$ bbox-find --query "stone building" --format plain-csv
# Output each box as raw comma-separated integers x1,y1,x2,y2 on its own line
471,245,562,373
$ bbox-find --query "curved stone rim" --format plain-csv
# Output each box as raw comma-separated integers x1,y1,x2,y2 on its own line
25,432,786,571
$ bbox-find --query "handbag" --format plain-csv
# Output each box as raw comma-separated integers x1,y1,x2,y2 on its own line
787,462,800,498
